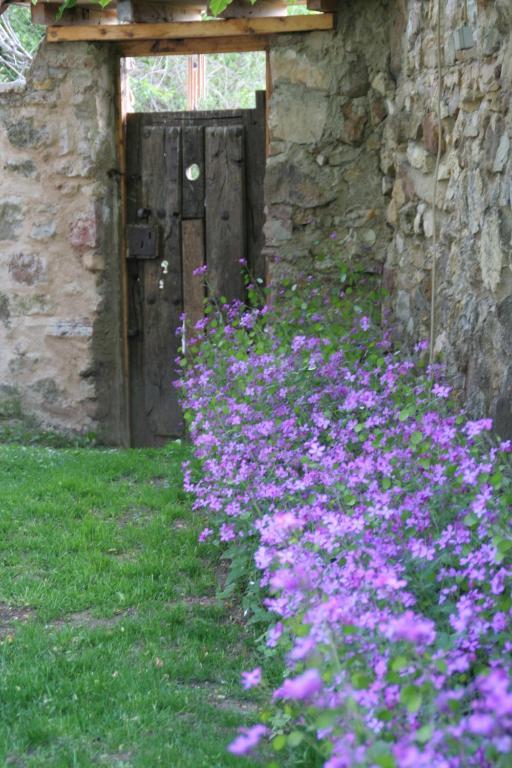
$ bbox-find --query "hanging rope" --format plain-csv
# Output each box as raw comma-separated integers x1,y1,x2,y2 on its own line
429,0,444,368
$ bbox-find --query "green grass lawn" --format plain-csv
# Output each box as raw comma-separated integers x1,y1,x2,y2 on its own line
0,441,262,767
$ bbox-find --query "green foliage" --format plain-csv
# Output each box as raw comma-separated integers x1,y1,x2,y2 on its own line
0,6,43,82
128,51,266,112
0,442,264,766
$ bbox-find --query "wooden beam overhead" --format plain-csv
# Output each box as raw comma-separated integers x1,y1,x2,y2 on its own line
118,33,269,56
46,13,335,42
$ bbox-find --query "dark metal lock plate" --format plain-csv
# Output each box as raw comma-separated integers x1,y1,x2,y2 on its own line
127,224,158,259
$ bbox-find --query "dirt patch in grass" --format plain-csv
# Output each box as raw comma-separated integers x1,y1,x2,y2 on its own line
0,602,35,638
150,476,170,489
117,505,153,527
166,596,218,609
49,598,217,632
49,607,138,631
177,681,259,714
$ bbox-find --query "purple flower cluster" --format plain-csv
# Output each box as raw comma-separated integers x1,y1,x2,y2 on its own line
178,281,512,767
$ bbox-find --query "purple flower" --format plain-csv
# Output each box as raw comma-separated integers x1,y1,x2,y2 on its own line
228,724,269,755
192,264,208,277
241,667,262,689
463,418,493,438
198,527,213,542
273,669,323,702
383,611,436,646
467,713,495,735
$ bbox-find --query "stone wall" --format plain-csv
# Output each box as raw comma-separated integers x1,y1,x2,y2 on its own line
265,1,397,282
266,0,512,437
2,1,511,442
383,0,512,437
0,41,127,443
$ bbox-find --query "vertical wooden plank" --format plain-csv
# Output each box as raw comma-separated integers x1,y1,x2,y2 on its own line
205,124,245,302
182,219,205,339
182,125,205,219
115,59,130,446
243,90,266,286
125,115,151,446
140,124,183,444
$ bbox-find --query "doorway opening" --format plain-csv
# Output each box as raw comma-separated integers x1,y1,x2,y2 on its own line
120,51,267,446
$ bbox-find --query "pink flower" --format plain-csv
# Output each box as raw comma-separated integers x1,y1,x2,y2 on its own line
241,667,262,689
273,669,323,702
228,724,269,755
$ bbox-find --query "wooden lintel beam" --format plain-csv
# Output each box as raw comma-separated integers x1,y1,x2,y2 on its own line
118,33,269,56
46,13,335,43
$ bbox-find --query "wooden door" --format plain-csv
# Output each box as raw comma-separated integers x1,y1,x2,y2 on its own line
125,92,266,447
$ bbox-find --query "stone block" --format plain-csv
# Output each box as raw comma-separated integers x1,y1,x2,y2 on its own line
493,133,510,174
407,142,433,173
31,221,57,241
342,58,369,99
69,213,97,250
340,98,368,146
422,112,445,156
269,86,327,145
49,320,93,338
8,253,46,286
0,293,10,327
483,114,508,173
480,210,504,293
3,159,38,179
270,48,331,91
0,200,23,241
3,118,49,149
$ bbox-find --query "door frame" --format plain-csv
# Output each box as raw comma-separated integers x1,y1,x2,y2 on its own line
114,42,271,446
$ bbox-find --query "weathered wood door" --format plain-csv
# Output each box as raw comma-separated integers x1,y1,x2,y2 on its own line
125,92,266,447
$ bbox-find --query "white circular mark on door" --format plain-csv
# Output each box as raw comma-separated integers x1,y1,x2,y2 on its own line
185,163,201,182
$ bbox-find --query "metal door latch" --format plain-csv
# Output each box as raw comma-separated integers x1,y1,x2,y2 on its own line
126,224,158,259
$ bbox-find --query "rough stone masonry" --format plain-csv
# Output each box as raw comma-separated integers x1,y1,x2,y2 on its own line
0,0,511,442
265,0,512,438
0,42,127,443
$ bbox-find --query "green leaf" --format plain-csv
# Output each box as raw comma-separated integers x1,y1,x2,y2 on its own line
351,672,373,690
367,741,397,768
315,711,338,729
400,684,422,713
415,723,434,744
287,731,304,747
272,734,287,752
410,431,423,446
391,656,408,672
208,0,233,14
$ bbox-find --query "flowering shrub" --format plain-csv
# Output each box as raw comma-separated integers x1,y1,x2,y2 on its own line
178,272,512,767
